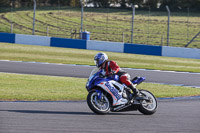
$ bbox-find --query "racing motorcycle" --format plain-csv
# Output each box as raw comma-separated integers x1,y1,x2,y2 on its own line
86,68,157,115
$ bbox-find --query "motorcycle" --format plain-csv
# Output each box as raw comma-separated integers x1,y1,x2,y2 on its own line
86,68,157,115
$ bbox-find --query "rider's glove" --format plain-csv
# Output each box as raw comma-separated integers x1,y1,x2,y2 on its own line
106,71,114,77
99,70,106,78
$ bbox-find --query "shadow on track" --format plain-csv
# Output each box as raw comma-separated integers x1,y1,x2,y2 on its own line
0,110,142,115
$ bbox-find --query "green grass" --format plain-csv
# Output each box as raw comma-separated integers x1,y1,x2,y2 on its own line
1,42,199,100
0,73,199,101
0,7,199,48
0,73,87,101
1,43,200,73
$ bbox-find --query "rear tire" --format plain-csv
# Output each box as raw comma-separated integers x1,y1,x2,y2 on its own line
87,90,110,115
138,90,157,115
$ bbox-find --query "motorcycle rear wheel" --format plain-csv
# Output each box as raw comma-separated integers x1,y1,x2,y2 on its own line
87,90,110,115
138,90,157,115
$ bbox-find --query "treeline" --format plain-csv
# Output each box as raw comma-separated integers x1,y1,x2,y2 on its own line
1,0,200,11
0,0,79,7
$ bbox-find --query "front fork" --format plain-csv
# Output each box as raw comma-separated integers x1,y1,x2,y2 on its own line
95,90,103,100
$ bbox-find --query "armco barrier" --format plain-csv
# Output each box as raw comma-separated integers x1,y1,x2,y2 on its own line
0,32,15,43
0,32,200,60
87,40,124,53
15,34,50,46
50,37,86,49
124,43,162,56
162,46,200,59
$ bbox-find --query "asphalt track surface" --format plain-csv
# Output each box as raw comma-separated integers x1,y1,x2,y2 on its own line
0,100,200,133
1,60,200,133
0,60,200,88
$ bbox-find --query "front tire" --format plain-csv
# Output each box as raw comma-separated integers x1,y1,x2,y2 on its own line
138,90,157,115
87,90,110,115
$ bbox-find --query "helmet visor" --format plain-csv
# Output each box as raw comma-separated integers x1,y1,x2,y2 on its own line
94,59,99,67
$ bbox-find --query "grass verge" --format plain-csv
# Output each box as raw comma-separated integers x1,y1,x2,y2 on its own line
0,73,200,101
0,43,200,73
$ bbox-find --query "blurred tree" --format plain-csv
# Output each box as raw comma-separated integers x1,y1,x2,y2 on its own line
0,0,10,7
50,0,70,5
87,0,111,7
181,0,200,10
0,0,199,11
159,0,200,10
128,0,144,8
144,0,160,9
70,0,80,7
120,0,127,8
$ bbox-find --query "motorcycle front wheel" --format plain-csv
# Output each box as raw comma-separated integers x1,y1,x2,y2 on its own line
87,90,110,115
138,90,157,115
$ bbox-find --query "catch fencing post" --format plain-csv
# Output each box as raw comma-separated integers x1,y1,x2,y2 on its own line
32,0,36,35
131,4,135,44
10,23,13,33
122,32,124,43
187,8,190,42
185,31,200,47
46,26,49,36
10,0,14,33
161,35,164,46
166,6,170,46
80,0,84,39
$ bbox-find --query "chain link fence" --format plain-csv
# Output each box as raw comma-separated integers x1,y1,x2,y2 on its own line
0,1,199,48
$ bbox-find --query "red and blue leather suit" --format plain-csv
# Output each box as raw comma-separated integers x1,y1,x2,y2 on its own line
100,60,132,87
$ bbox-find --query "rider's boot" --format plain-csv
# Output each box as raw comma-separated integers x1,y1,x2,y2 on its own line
128,84,143,100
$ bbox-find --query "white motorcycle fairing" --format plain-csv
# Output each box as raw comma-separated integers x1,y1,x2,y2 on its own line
97,80,128,106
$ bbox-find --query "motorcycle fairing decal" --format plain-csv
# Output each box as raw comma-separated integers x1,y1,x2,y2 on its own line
98,81,123,106
102,84,117,101
104,82,122,101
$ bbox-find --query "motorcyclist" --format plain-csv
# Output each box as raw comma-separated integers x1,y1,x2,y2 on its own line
94,52,140,100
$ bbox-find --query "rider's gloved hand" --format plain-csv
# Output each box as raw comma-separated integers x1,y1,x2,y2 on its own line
106,71,114,77
99,70,106,78
108,74,119,81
